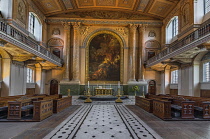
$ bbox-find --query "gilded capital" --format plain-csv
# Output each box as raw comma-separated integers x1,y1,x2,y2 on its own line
62,22,71,30
138,24,147,32
72,22,81,30
129,24,138,32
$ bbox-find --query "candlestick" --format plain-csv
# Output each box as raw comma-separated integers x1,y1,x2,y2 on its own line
143,86,144,92
88,81,89,88
118,81,120,88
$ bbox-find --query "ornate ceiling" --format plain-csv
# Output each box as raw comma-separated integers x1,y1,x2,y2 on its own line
32,0,180,20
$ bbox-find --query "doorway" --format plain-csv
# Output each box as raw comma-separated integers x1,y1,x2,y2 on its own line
50,79,58,95
148,80,156,95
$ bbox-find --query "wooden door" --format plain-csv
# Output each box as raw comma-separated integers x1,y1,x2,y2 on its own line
148,80,156,95
50,79,58,95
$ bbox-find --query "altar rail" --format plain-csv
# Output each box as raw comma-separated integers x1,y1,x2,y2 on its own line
146,18,210,67
0,19,62,66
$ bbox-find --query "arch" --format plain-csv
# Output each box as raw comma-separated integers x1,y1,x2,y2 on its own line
50,79,59,95
47,37,64,47
85,30,124,82
83,28,126,48
48,37,64,58
145,40,160,60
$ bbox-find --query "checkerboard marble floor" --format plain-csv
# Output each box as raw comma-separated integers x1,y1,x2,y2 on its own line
44,101,162,139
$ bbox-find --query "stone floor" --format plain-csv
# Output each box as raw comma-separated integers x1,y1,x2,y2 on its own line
44,104,161,139
72,96,135,105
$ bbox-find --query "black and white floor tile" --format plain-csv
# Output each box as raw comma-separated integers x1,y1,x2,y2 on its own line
44,104,162,139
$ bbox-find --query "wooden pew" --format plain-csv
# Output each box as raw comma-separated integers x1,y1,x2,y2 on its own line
181,101,195,119
7,99,33,120
135,96,153,113
153,99,171,120
33,100,53,121
53,96,72,113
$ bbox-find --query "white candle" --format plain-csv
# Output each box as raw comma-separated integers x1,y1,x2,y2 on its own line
118,81,120,88
88,81,89,88
143,86,144,92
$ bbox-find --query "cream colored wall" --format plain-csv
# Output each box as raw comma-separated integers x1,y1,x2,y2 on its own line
10,63,26,96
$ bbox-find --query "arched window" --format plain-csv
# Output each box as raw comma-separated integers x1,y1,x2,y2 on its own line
204,0,210,14
28,12,42,41
171,70,178,84
166,16,178,44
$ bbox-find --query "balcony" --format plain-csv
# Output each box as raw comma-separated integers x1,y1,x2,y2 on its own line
0,19,62,67
146,18,210,67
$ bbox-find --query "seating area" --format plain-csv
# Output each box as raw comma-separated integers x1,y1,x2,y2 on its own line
135,94,210,120
0,94,72,121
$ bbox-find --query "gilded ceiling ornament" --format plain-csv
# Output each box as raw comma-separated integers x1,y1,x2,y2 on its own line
148,30,156,37
72,11,148,19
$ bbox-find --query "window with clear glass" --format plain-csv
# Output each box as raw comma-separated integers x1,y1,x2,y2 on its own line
171,70,178,84
204,0,210,14
27,68,33,83
203,62,210,82
29,13,35,34
166,16,178,43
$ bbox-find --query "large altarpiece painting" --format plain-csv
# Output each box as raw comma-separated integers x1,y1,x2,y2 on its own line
88,33,121,81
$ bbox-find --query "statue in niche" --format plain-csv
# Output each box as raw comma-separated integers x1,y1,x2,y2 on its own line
52,28,60,35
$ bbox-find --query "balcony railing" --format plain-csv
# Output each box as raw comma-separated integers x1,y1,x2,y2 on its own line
0,19,62,66
147,18,210,67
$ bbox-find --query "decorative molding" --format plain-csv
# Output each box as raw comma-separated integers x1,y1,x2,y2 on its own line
115,28,128,36
70,10,158,20
46,18,163,26
80,26,90,36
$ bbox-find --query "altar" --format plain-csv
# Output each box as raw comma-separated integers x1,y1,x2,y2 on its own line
95,88,113,95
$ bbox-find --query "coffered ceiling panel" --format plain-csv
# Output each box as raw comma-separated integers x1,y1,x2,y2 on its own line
32,0,180,20
117,0,136,9
148,0,174,17
62,0,73,9
137,0,150,12
76,0,94,8
96,0,116,6
33,0,62,14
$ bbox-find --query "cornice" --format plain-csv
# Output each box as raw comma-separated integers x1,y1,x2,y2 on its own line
46,18,163,26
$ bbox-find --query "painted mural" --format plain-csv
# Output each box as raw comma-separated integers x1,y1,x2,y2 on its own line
89,33,121,81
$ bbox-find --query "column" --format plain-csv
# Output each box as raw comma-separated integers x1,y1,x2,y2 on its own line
128,24,137,82
138,24,146,81
71,22,80,83
62,22,71,81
